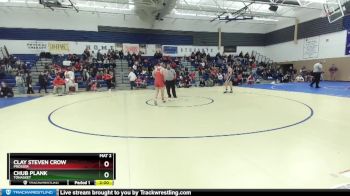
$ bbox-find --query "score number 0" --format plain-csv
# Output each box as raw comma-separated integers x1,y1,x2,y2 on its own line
104,161,110,178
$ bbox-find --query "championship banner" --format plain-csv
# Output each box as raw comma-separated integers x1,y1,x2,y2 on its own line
48,42,70,53
26,41,47,52
162,45,178,56
145,44,156,56
177,46,223,56
140,44,146,55
115,43,123,51
345,30,350,55
84,42,116,53
123,43,139,54
303,36,319,59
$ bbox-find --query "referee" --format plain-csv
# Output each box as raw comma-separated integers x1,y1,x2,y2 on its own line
310,60,324,88
165,64,177,98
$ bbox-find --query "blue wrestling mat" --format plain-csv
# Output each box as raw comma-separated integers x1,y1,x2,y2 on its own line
241,81,350,98
0,96,40,109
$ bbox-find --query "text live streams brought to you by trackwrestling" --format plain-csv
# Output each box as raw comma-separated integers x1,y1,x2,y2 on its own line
0,189,193,196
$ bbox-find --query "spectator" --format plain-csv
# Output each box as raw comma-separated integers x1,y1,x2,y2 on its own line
239,51,244,58
135,76,146,88
295,75,305,82
119,50,124,60
102,71,113,92
0,81,14,98
128,68,137,90
53,75,66,96
65,68,77,93
96,50,102,62
329,64,338,81
282,73,291,83
247,74,255,85
244,52,250,59
132,61,138,71
38,72,49,94
199,78,205,87
91,51,97,63
82,69,90,81
154,51,163,60
217,73,224,85
26,73,34,94
86,78,98,92
15,72,25,94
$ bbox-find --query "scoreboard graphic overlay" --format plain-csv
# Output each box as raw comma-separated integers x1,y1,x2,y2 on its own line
7,153,116,186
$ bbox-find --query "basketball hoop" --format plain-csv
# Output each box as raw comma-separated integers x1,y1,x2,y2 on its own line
321,9,330,18
323,0,345,23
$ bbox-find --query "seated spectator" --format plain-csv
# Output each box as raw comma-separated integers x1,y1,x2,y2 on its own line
0,81,14,98
216,73,224,85
205,77,214,87
154,51,163,59
135,76,146,89
53,75,66,96
96,71,103,80
91,51,97,63
86,78,98,92
97,50,103,62
102,71,113,92
247,74,255,85
82,69,90,81
199,78,205,87
282,73,291,83
74,62,82,72
65,68,78,93
295,75,305,82
132,62,138,71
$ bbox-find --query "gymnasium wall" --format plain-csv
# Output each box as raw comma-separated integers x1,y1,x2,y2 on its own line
0,5,349,78
0,8,268,50
289,57,350,81
0,7,272,34
265,31,348,62
266,30,350,81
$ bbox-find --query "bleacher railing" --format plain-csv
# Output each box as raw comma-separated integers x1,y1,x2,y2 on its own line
251,50,274,66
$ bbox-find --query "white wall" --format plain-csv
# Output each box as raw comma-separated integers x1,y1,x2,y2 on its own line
0,39,265,58
264,30,348,62
237,46,265,56
0,7,273,33
271,9,323,32
1,30,346,62
0,5,347,62
0,40,118,55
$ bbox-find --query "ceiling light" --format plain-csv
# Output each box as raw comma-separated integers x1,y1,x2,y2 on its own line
269,4,278,12
254,17,279,22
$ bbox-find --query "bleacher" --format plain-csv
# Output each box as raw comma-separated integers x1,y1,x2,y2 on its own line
2,49,276,93
12,54,38,70
1,74,16,88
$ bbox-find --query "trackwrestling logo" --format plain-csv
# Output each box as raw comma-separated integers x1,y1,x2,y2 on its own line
1,189,57,196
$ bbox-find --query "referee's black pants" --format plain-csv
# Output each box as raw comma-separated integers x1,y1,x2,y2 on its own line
310,72,321,88
165,80,177,98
